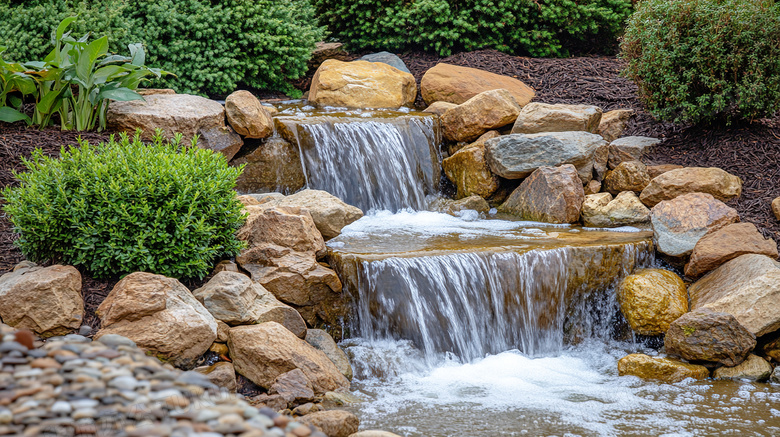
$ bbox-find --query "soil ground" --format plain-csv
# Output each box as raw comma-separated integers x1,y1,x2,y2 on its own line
1,50,778,328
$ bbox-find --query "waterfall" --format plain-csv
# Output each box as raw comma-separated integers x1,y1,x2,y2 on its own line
279,115,441,212
339,241,654,364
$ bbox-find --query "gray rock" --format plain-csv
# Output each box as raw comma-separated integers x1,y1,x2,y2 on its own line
607,136,660,169
359,51,410,74
305,329,353,381
96,334,137,349
485,131,607,184
232,137,306,195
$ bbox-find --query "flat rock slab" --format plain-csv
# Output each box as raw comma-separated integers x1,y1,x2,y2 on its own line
107,94,225,141
617,353,710,383
511,102,602,134
640,167,742,207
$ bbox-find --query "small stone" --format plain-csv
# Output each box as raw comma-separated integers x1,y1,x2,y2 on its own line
78,325,92,336
29,358,61,369
713,354,773,382
96,334,136,349
0,408,11,424
72,407,97,420
108,375,139,391
50,401,72,415
292,424,313,437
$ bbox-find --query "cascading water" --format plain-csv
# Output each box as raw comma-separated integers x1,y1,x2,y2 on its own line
276,112,441,212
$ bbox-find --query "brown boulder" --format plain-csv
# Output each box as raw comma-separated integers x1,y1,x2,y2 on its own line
685,223,778,278
227,322,350,393
232,137,306,195
617,354,710,383
107,94,225,141
277,189,364,240
597,109,634,143
309,59,416,109
196,126,243,161
498,164,584,224
237,205,326,258
0,264,83,337
603,161,651,195
639,167,743,207
650,193,739,258
225,90,274,139
420,63,534,106
422,101,457,116
442,142,500,199
647,164,684,179
713,354,772,381
95,272,217,368
665,308,756,367
440,89,521,142
511,102,602,134
192,271,307,338
269,368,315,406
617,269,688,336
689,254,780,337
298,410,360,437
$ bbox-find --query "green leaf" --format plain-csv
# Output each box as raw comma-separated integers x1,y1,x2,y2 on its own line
128,43,146,67
99,87,144,102
55,16,78,42
0,107,31,124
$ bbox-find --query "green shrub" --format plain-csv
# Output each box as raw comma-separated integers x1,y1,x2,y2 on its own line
2,132,248,279
312,0,633,57
0,0,324,97
620,0,780,124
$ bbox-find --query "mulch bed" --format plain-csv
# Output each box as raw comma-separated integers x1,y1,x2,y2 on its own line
1,50,779,328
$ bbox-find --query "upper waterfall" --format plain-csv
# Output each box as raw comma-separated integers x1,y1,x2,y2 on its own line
275,108,442,212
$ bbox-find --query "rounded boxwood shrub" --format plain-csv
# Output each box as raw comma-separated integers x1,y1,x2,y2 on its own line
620,0,780,124
2,132,248,279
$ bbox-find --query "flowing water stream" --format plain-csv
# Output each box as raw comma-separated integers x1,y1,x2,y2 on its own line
269,106,780,436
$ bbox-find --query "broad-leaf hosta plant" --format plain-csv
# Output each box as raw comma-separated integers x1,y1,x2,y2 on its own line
0,16,170,131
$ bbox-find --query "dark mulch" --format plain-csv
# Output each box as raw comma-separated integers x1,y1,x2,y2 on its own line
1,50,779,327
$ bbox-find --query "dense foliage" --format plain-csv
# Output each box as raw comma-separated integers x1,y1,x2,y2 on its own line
621,0,780,124
1,17,165,131
313,0,633,57
2,132,248,279
0,0,324,96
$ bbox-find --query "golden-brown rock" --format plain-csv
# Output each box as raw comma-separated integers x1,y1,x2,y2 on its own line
228,322,350,393
0,264,83,338
685,223,778,278
440,89,522,142
277,189,364,240
422,101,457,116
597,109,634,143
603,161,651,195
617,269,688,336
225,90,274,139
647,164,684,179
498,164,584,224
442,142,500,199
309,59,416,109
713,354,772,381
511,102,602,134
420,63,535,106
639,167,743,207
581,191,650,228
237,205,326,259
617,354,710,383
298,410,360,437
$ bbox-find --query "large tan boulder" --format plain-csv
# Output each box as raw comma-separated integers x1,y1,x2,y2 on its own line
617,354,710,383
713,354,772,381
440,89,521,142
420,63,535,106
298,410,360,437
639,167,743,207
0,264,83,337
498,164,584,224
580,191,650,228
237,205,326,259
485,131,608,184
597,109,634,143
306,329,353,381
94,272,217,368
603,161,651,195
107,94,225,141
684,223,778,278
228,322,350,393
192,271,306,338
225,90,273,139
650,193,739,258
689,254,780,337
422,101,457,116
276,189,364,240
232,137,306,194
617,269,688,336
511,102,602,134
442,142,500,199
607,136,660,169
664,308,756,367
309,59,416,109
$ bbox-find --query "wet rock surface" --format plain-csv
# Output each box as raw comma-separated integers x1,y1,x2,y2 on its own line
664,308,756,367
498,164,585,224
617,269,688,336
617,354,710,383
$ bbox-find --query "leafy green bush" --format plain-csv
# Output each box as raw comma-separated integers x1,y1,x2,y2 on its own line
0,0,324,97
313,0,633,57
620,0,780,124
2,132,248,279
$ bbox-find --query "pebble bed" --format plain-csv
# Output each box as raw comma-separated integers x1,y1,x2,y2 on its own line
0,324,327,437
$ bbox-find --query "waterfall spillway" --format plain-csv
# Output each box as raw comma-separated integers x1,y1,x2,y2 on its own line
328,212,655,363
276,113,441,212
